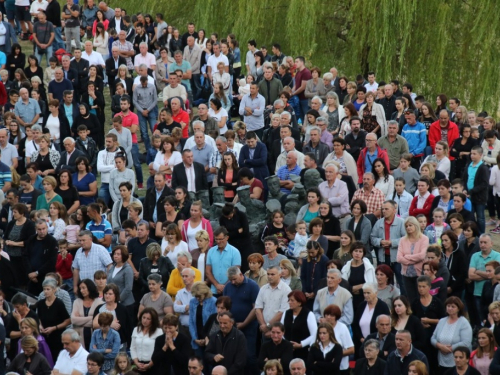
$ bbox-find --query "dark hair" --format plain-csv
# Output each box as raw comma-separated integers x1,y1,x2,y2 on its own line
103,283,120,302
247,39,257,47
356,86,367,94
462,221,480,237
287,290,307,305
77,279,99,299
87,352,104,367
137,307,160,336
122,219,137,231
445,296,465,316
350,241,367,257
350,199,367,214
264,236,279,247
213,226,228,237
323,304,341,320
372,157,390,183
75,156,90,173
376,264,394,284
216,296,232,310
112,245,129,262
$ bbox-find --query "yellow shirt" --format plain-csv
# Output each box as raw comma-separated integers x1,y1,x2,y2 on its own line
166,266,202,300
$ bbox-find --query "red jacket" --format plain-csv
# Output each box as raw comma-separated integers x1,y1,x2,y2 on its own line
428,120,460,160
409,194,435,222
356,146,391,184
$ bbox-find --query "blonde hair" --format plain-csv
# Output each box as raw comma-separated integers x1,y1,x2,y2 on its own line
42,176,57,189
20,317,40,336
39,134,51,145
191,281,212,300
404,216,422,239
195,229,210,242
279,259,297,277
436,140,449,156
20,335,39,351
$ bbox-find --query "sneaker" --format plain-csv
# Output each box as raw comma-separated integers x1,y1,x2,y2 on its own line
486,219,497,226
491,226,500,234
137,183,145,190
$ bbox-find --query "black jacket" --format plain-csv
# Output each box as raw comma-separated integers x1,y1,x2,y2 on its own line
105,56,126,95
352,299,391,348
143,185,175,223
360,332,396,361
24,232,58,279
444,246,468,297
108,17,125,33
258,339,293,375
383,346,428,375
345,130,367,161
151,332,190,375
172,162,208,191
462,161,489,205
59,102,79,131
45,0,61,27
138,256,174,293
74,137,98,172
307,343,343,375
354,358,386,375
303,141,330,166
55,148,85,174
70,58,90,81
62,67,79,93
217,168,239,197
379,96,397,121
390,314,425,352
205,327,247,375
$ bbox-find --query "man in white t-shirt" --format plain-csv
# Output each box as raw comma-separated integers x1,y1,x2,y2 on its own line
29,0,48,22
52,329,89,375
81,40,105,68
206,43,228,82
364,71,378,93
133,64,155,89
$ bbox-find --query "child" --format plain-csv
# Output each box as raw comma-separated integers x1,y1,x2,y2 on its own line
261,210,288,252
36,209,49,222
94,270,107,298
43,57,59,86
284,225,297,259
111,83,125,116
425,208,449,244
417,214,432,242
75,125,98,172
294,221,309,259
65,213,81,246
56,239,74,299
392,177,413,219
392,153,420,195
4,89,19,114
238,77,250,96
112,352,132,375
471,127,480,140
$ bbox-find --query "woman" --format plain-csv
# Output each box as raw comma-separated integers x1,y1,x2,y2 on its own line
7,44,25,81
83,65,104,93
48,201,67,240
280,258,302,291
352,283,390,353
107,246,135,319
92,10,108,36
71,279,102,351
448,213,465,240
212,62,231,97
139,242,174,295
419,102,438,131
409,177,435,222
36,176,63,210
72,156,97,206
31,134,60,176
375,264,400,309
470,328,496,375
301,241,329,309
219,204,252,272
373,158,394,199
318,201,341,256
151,314,190,375
441,231,468,299
323,137,358,180
169,28,182,54
34,278,71,360
115,64,134,98
343,199,372,244
31,76,47,104
154,137,182,185
354,339,386,375
235,167,264,202
196,29,208,48
44,99,71,147
244,253,268,288
308,218,329,254
305,67,326,106
131,307,162,374
138,273,174,323
188,282,217,354
435,94,449,116
253,50,265,82
55,170,80,215
333,230,356,267
277,64,292,88
450,125,477,178
218,152,239,201
8,336,52,375
200,40,213,82
430,179,452,217
156,198,184,238
321,91,345,137
391,296,425,351
431,297,473,371
407,361,428,375
359,91,387,137
424,141,451,179
160,222,188,266
109,153,136,203
24,55,44,84
74,104,101,145
181,201,213,251
296,187,321,229
93,23,109,59
397,216,429,304
17,317,53,366
459,221,480,262
190,230,211,280
13,68,30,89
391,97,406,129
112,181,142,234
209,97,229,135
203,296,231,339
281,291,317,363
307,322,342,375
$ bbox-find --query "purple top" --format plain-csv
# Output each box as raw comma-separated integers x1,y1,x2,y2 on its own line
18,334,54,367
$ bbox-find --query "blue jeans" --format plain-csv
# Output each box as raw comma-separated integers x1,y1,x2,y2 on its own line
131,143,144,184
137,107,158,151
191,74,201,100
54,27,65,51
98,182,110,206
63,278,75,302
471,203,485,233
35,45,53,68
299,99,310,122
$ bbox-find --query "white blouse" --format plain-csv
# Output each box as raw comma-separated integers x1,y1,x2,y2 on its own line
130,327,162,361
153,150,182,172
375,174,395,200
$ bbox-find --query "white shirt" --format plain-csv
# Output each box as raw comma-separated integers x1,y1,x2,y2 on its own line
416,191,431,209
184,164,196,192
280,309,317,347
134,52,157,70
153,150,182,172
173,287,192,326
320,342,335,357
25,140,56,159
186,221,202,250
206,53,229,75
208,107,228,134
162,240,188,265
54,345,89,375
133,75,155,87
81,51,105,67
45,114,61,140
184,134,216,151
364,82,379,93
130,327,162,361
255,281,291,323
30,0,48,19
333,321,354,370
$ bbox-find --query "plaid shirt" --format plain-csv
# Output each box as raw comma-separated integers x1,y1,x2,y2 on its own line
72,243,113,280
209,147,238,169
352,186,385,215
112,40,134,70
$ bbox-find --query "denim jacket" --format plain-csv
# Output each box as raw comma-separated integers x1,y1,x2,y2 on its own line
89,328,121,370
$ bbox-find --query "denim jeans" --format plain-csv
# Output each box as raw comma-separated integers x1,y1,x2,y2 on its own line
137,107,158,151
54,26,65,51
131,143,144,184
191,74,201,100
385,255,406,297
471,202,486,233
299,99,310,122
35,45,53,67
98,182,110,206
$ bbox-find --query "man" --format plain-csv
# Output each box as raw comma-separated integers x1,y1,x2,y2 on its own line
172,149,208,192
81,0,97,37
55,137,84,174
257,323,293,375
239,82,266,138
357,133,390,185
255,266,291,338
5,293,39,358
32,11,54,67
133,23,149,55
52,329,89,375
174,267,196,332
61,55,79,94
188,357,204,375
170,97,190,138
0,129,18,168
48,68,73,102
289,358,306,375
206,227,241,294
70,48,90,85
224,266,260,375
170,50,192,100
271,44,286,65
378,120,409,170
112,30,135,71
316,117,333,151
30,0,48,23
14,88,41,130
345,117,367,161
364,71,378,93
190,130,214,185
275,137,305,172
401,110,427,168
352,173,386,218
258,66,283,108
182,36,202,99
162,74,187,105
238,131,270,189
127,221,155,286
72,230,112,294
109,112,133,167
302,126,330,166
184,121,216,150
429,109,459,155
134,42,156,75
205,312,247,375
384,330,429,375
207,42,229,82
402,82,416,102
105,47,126,96
291,56,312,121
360,315,396,360
191,104,218,135
152,13,167,45
144,173,174,238
245,40,257,77
379,84,397,121
167,251,202,299
463,146,489,233
313,268,353,324
277,151,302,195
370,200,407,295
108,7,124,33
86,203,112,251
318,163,349,219
262,237,286,270
133,75,158,154
81,40,105,68
97,134,119,205
0,189,19,228
62,0,80,51
209,136,238,182
57,91,78,135
299,153,325,185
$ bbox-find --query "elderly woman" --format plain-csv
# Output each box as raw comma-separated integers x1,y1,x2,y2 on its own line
138,274,174,324
354,339,387,375
8,336,52,375
396,216,429,304
71,279,102,351
37,273,72,315
391,296,425,351
323,138,358,181
281,291,318,363
31,134,60,176
343,200,372,244
307,322,343,375
359,91,387,137
321,91,345,137
17,317,53,367
36,176,63,210
375,264,400,309
352,283,390,353
34,278,71,360
189,282,217,355
431,297,473,371
111,181,143,235
244,253,268,288
107,246,135,318
301,241,329,309
139,242,175,295
280,259,302,291
305,67,327,106
190,229,210,280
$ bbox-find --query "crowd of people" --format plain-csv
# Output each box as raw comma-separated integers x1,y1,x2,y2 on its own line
1,5,500,375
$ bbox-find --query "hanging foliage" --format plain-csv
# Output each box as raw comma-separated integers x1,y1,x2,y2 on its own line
116,0,500,113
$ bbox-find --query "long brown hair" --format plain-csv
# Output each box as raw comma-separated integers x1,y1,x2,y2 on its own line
476,328,495,359
313,322,338,347
137,307,160,336
220,151,238,173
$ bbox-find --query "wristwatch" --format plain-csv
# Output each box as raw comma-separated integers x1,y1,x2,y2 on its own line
266,323,271,329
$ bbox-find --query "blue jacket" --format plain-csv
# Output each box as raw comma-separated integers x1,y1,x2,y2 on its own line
238,142,270,190
189,296,217,349
402,121,427,156
89,328,121,371
0,21,17,54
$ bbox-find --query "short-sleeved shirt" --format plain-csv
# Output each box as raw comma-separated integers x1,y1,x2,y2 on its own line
72,243,113,280
140,291,173,322
172,109,190,138
207,53,229,76
0,143,18,167
48,79,74,102
134,52,157,70
32,21,54,44
72,172,96,206
0,161,12,189
155,121,181,136
54,344,89,375
169,60,192,91
294,68,312,100
116,111,139,143
206,244,242,293
0,52,5,67
63,4,80,28
254,281,291,323
86,218,112,252
223,276,260,324
470,250,500,296
14,98,41,124
127,237,156,270
276,164,302,194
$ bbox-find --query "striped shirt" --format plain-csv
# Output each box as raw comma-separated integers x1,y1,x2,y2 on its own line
0,161,12,189
86,217,113,252
276,164,302,194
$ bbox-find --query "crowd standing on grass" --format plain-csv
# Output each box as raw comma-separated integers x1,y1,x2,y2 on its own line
2,6,500,375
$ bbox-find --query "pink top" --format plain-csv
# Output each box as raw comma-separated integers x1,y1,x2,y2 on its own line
396,235,429,276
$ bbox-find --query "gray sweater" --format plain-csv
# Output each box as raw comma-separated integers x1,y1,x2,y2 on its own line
430,316,472,367
107,262,135,306
109,127,133,168
393,167,420,195
109,168,136,202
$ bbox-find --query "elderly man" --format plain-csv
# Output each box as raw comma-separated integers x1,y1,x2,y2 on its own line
183,36,202,100
208,136,238,181
313,268,353,325
174,267,196,332
258,66,283,108
134,42,156,75
277,151,302,195
133,64,155,89
14,88,41,130
189,130,214,184
162,74,187,105
81,40,105,68
55,137,84,174
303,126,330,166
0,129,18,168
105,47,126,96
356,133,390,185
33,11,55,67
303,96,328,129
52,329,89,375
48,68,73,102
429,109,460,154
289,358,307,375
352,173,386,218
98,1,114,19
62,0,80,52
112,30,135,71
360,315,396,360
167,250,202,299
270,125,301,173
275,137,305,172
344,116,367,161
133,75,157,153
384,330,429,375
379,84,397,120
61,55,79,94
239,82,266,138
318,163,349,219
185,121,216,150
317,117,333,150
378,120,409,170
